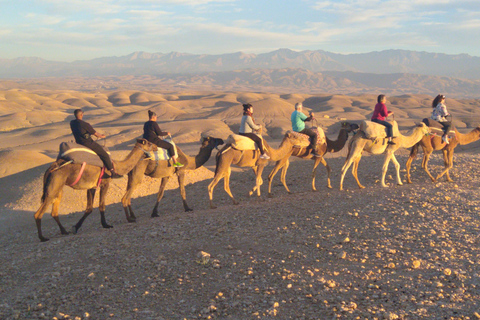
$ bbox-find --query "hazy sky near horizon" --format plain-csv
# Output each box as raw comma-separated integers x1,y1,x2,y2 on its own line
1,0,480,61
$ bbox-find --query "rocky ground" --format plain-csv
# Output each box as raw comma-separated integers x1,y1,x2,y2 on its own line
1,149,480,320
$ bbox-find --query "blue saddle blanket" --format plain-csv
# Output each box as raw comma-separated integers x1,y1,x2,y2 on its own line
57,142,110,167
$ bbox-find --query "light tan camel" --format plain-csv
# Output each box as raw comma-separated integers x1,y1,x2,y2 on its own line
267,122,359,196
208,132,304,209
339,122,429,190
34,139,154,242
406,126,480,183
121,136,224,221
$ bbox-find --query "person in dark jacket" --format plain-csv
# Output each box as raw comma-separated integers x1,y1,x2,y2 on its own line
143,110,183,167
70,109,121,178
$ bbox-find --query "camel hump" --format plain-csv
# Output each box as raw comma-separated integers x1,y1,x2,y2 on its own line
360,120,399,139
226,134,260,151
286,127,326,147
58,142,108,167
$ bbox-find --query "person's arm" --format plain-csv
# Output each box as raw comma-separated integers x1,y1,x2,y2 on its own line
304,112,315,122
380,104,392,117
153,121,170,136
440,104,449,117
85,122,106,139
246,116,261,130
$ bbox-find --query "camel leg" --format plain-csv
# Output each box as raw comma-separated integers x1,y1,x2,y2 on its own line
98,182,113,229
208,172,224,209
34,198,54,242
352,155,365,189
224,167,239,205
267,159,288,198
248,166,259,196
254,164,266,198
436,149,454,182
340,157,355,191
121,169,144,223
72,188,96,234
279,160,291,194
177,172,193,212
405,144,419,184
381,153,393,187
422,149,436,182
313,157,331,190
51,189,69,236
390,153,403,186
151,177,170,217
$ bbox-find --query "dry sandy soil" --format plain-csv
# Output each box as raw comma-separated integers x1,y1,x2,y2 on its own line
0,89,480,319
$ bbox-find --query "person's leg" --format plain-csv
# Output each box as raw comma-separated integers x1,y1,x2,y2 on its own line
240,133,265,155
300,128,320,156
440,121,451,143
83,141,114,170
372,119,394,144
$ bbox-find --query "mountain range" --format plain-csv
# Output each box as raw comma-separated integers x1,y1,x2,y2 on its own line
2,48,480,98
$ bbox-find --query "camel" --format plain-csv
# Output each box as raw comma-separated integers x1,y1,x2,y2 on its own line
121,136,224,221
267,122,359,196
339,122,429,190
34,139,154,242
406,126,480,183
207,132,304,209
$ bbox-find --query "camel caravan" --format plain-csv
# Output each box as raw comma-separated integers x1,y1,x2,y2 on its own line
35,94,477,242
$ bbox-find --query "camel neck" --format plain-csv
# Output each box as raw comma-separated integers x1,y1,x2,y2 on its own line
265,139,294,161
400,126,427,149
113,144,145,175
326,129,349,153
455,127,480,145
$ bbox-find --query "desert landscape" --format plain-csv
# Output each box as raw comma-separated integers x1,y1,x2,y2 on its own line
1,86,480,319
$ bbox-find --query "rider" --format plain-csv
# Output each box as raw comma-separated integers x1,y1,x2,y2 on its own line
70,109,121,178
239,103,270,159
143,110,183,167
431,94,451,144
371,94,395,145
291,102,321,157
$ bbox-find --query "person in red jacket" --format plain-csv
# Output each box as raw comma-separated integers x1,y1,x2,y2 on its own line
371,94,395,145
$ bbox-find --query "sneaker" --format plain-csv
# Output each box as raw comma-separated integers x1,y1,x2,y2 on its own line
442,135,450,144
259,154,270,160
387,140,396,145
173,162,184,168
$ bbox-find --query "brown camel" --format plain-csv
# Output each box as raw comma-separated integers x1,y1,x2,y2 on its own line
406,126,480,183
34,139,154,242
207,132,304,209
267,122,359,196
121,136,224,221
339,122,429,190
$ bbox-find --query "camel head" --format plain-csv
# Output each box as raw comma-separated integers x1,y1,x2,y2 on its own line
200,136,224,150
415,122,430,135
136,138,156,152
341,121,360,133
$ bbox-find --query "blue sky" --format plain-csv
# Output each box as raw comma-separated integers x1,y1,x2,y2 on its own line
1,0,480,61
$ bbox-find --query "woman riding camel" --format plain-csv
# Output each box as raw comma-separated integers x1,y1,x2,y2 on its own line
239,103,270,159
371,94,395,145
431,94,451,144
143,110,183,167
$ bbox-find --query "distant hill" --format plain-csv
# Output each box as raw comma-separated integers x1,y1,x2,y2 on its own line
2,48,480,80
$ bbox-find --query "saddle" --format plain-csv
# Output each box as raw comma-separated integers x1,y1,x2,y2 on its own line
58,142,110,168
422,118,456,138
287,127,326,148
360,120,400,139
144,137,177,161
225,134,263,151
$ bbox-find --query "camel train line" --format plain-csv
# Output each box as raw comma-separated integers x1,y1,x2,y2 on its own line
35,118,479,242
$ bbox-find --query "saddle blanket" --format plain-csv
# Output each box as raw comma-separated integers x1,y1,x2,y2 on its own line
225,134,263,151
360,120,400,139
146,137,178,161
422,118,456,137
58,142,110,167
287,127,326,147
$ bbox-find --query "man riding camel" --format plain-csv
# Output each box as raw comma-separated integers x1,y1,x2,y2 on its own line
291,102,321,157
70,109,121,178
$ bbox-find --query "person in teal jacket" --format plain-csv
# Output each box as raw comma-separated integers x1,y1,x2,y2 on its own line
291,102,320,157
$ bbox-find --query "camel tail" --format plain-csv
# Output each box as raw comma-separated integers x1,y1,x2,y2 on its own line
41,162,59,202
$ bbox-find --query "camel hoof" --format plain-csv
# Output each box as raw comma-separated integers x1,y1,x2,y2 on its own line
327,185,332,189
151,213,159,218
127,217,137,223
267,193,273,198
185,208,193,212
248,191,254,197
233,201,239,205
210,205,217,210
40,237,50,242
71,226,78,235
102,224,113,229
